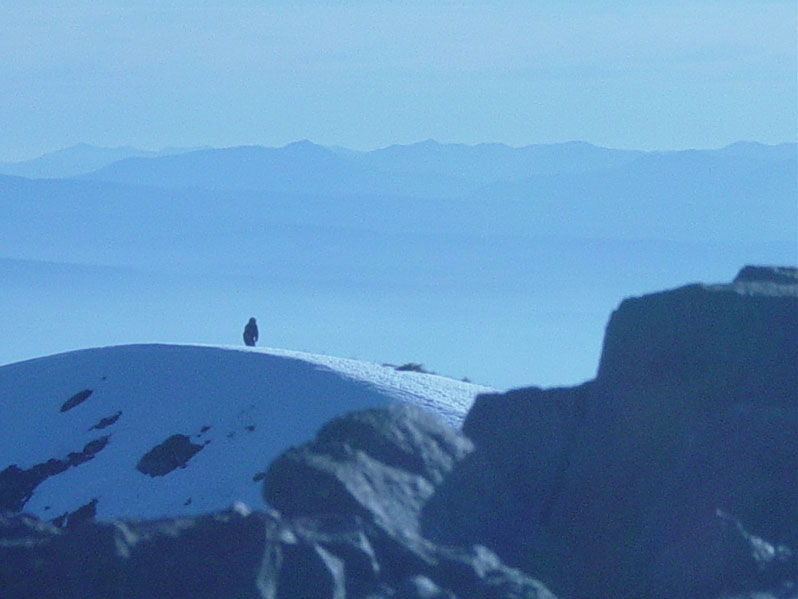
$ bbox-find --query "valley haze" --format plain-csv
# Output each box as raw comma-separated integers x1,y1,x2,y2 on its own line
0,139,795,389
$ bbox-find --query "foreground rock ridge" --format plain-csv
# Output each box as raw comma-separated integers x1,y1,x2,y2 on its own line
1,265,796,599
423,265,797,598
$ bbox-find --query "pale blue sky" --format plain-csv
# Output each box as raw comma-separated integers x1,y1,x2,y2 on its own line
1,0,795,160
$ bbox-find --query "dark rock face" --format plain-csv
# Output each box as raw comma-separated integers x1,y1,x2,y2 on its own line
264,403,475,536
262,404,558,597
51,497,99,528
735,265,797,285
0,507,269,599
422,383,592,554
422,266,798,599
1,502,555,599
596,271,798,405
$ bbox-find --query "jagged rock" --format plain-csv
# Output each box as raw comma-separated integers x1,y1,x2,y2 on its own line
422,384,591,553
262,403,556,598
263,403,474,535
269,514,381,598
313,404,472,485
422,266,798,599
712,510,795,598
265,539,346,599
642,508,798,598
0,506,269,598
51,497,98,528
0,505,556,599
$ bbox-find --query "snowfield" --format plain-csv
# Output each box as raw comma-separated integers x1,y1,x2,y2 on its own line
0,344,493,521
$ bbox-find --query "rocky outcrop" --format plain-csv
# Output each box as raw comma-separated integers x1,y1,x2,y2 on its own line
0,506,269,599
596,265,797,404
422,266,798,599
421,383,592,555
2,266,794,598
259,403,556,597
264,403,475,536
1,404,556,599
0,506,557,599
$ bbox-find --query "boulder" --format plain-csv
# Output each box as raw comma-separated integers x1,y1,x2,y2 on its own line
261,402,557,598
422,266,798,599
263,403,474,535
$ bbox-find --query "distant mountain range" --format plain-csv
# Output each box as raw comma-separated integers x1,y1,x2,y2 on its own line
67,139,651,198
0,143,209,179
0,140,793,252
2,139,794,198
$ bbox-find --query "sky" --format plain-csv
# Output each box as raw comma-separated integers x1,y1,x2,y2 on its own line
0,0,796,161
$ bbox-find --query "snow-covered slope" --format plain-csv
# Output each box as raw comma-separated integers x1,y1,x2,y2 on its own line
0,344,491,522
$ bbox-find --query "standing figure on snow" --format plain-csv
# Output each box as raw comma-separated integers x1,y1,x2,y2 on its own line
243,317,259,347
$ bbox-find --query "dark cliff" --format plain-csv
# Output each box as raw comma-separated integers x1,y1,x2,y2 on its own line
423,266,798,599
596,265,797,405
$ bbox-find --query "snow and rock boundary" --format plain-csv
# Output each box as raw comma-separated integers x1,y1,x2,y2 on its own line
0,343,492,522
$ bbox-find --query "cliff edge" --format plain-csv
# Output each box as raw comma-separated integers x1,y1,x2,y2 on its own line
423,266,798,599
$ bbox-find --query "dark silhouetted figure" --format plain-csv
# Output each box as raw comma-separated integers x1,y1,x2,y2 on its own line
243,317,258,347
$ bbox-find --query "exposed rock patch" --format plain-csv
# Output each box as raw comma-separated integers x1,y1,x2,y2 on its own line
0,436,110,512
257,404,555,597
0,507,269,598
88,410,121,431
136,434,206,477
60,389,93,412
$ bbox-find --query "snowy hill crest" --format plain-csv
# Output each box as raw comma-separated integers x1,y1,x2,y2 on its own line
0,344,490,522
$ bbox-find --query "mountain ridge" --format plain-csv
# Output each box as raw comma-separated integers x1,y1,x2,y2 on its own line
4,138,794,191
0,143,208,179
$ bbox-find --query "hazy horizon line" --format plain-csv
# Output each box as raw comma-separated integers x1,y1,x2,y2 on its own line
3,137,797,164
